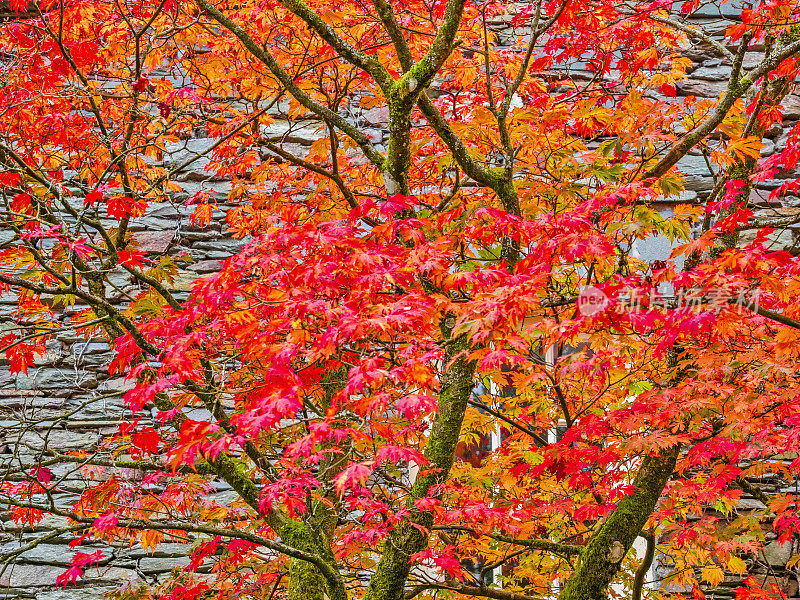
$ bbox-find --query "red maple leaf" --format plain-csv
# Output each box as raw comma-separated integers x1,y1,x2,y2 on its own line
132,427,161,454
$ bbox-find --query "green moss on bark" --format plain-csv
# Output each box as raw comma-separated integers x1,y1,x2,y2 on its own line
558,448,678,600
283,521,326,600
363,332,476,600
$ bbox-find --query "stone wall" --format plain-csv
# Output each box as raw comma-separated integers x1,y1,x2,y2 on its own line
1,6,800,599
0,140,245,597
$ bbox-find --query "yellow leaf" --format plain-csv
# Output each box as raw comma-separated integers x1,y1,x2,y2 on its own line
140,528,164,553
701,565,725,586
727,555,747,574
728,136,764,162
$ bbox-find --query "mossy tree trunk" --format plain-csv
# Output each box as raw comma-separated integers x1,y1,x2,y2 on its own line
363,331,477,600
558,448,679,600
285,525,326,600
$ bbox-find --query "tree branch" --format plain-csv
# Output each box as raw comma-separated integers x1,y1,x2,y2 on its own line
466,398,549,446
632,531,655,600
498,0,569,120
645,36,800,181
196,0,385,169
1,499,339,580
433,525,584,555
558,448,678,599
737,477,771,507
369,0,414,71
417,93,494,186
278,0,395,92
364,329,477,600
393,0,467,102
405,582,542,600
647,14,735,62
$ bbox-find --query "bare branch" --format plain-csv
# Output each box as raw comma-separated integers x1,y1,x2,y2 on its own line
196,0,385,169
648,14,735,62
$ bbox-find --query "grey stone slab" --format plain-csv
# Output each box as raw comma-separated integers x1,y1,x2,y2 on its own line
0,589,33,599
163,138,217,169
71,343,111,356
184,408,213,422
688,0,744,18
264,98,293,116
209,489,239,504
0,565,64,587
762,540,793,566
785,195,800,207
669,191,698,204
191,238,245,252
683,176,715,192
180,230,222,242
781,95,800,120
263,142,311,160
18,430,99,452
96,378,135,393
175,169,229,183
0,392,53,410
126,543,190,560
749,188,780,207
766,229,797,250
632,233,688,271
676,79,727,97
35,586,118,600
186,260,223,274
182,219,223,233
743,52,766,70
64,354,113,369
0,563,135,589
32,351,64,367
689,65,732,81
261,119,325,143
15,369,98,392
128,217,181,232
106,272,134,290
362,106,389,125
131,230,176,254
147,203,182,219
677,154,715,177
201,250,235,260
175,180,232,203
682,47,717,65
0,543,76,566
168,270,201,292
137,556,191,573
364,128,384,143
0,370,13,389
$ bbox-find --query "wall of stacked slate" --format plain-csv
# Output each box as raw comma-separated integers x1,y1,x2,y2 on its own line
0,138,250,596
1,5,800,599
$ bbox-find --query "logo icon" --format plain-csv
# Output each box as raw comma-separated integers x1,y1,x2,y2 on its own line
578,286,609,316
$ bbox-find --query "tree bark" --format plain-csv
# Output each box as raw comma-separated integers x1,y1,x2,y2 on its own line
558,448,678,600
363,331,477,600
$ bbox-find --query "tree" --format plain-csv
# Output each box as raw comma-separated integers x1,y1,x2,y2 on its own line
2,0,800,598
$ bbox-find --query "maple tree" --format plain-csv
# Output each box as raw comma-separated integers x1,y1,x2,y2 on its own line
3,0,800,598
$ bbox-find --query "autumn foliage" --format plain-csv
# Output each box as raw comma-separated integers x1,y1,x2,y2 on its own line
3,0,800,598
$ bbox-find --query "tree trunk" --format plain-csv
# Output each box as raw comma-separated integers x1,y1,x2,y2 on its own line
363,332,477,600
558,448,678,600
